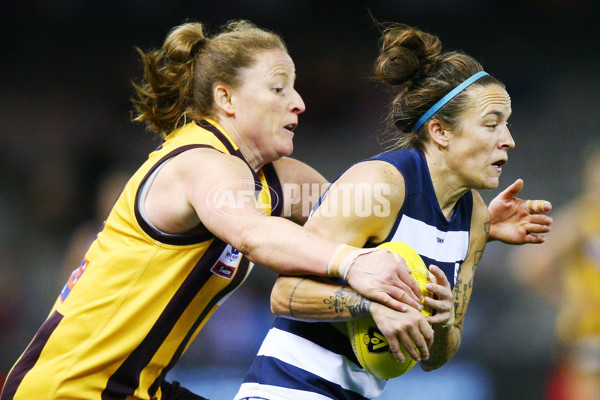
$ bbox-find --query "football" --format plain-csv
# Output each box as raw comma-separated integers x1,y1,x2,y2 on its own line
346,241,432,379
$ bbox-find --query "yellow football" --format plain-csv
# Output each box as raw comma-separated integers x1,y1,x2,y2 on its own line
346,241,432,379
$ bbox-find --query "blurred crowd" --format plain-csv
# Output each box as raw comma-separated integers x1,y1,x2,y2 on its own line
1,1,599,399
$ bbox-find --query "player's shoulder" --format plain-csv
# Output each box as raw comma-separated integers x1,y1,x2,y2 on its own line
169,147,255,184
346,157,405,182
367,149,419,169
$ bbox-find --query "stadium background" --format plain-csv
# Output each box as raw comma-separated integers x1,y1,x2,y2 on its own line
1,1,599,399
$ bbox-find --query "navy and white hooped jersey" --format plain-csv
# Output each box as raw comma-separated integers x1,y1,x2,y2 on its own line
235,148,473,400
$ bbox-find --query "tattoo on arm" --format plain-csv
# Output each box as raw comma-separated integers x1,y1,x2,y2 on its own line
426,219,490,368
483,220,490,240
288,278,306,319
454,243,485,322
287,280,370,319
323,287,371,318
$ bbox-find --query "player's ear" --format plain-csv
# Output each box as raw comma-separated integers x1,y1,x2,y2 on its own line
214,83,235,116
428,120,449,148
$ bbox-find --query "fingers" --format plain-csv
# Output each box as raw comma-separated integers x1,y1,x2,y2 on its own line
406,328,429,362
526,199,552,213
521,215,553,243
427,265,450,288
523,221,552,234
500,178,524,199
374,289,418,312
372,303,433,363
386,336,406,363
396,265,423,302
393,323,432,362
523,234,546,244
424,264,453,326
528,214,553,226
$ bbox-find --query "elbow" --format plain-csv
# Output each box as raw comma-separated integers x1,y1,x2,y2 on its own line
235,225,261,263
419,361,444,372
419,354,453,372
270,279,289,317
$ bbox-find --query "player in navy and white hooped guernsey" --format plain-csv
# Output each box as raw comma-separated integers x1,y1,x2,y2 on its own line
235,148,472,400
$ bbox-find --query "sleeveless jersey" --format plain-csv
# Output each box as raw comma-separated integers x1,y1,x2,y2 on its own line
235,149,472,400
1,119,283,400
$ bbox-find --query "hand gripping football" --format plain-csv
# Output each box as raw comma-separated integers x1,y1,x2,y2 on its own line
346,241,432,379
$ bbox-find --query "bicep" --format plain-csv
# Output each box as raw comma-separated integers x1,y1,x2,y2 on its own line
304,161,405,246
180,150,269,244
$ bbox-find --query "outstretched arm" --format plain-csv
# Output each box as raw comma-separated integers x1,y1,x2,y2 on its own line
147,150,421,313
487,179,552,244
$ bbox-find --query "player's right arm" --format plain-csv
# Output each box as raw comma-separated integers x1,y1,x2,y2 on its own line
419,190,490,371
144,148,421,311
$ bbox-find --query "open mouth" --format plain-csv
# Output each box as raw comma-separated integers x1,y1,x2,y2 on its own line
492,160,506,169
284,123,297,132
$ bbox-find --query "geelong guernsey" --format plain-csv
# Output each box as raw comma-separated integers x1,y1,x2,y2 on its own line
1,119,283,400
235,149,472,400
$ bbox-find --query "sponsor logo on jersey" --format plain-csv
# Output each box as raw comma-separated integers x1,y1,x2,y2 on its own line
210,261,236,279
60,259,89,302
225,247,240,262
210,245,242,279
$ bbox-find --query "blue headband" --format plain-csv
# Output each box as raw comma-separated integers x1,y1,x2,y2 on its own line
412,71,490,132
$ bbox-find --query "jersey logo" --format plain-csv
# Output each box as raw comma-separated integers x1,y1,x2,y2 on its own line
60,259,88,302
210,261,236,279
210,245,242,280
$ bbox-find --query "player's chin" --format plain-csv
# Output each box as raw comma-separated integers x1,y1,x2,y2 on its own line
479,175,500,190
277,141,294,158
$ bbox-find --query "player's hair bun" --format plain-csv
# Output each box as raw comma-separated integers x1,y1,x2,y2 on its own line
374,24,441,86
163,23,206,63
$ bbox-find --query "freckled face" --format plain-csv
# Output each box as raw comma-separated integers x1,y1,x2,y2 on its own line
231,49,306,163
446,84,514,190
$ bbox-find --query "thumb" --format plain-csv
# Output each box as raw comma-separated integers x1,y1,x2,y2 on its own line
500,178,524,199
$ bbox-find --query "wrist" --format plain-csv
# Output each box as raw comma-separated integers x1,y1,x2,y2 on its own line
487,224,499,242
434,312,456,331
327,244,378,280
327,244,355,279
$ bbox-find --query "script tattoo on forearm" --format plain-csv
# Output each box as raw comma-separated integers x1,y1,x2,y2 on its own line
426,220,489,369
454,223,487,322
323,287,371,318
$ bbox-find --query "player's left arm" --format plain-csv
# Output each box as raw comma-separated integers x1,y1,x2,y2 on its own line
487,179,552,244
420,190,489,371
270,275,372,321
